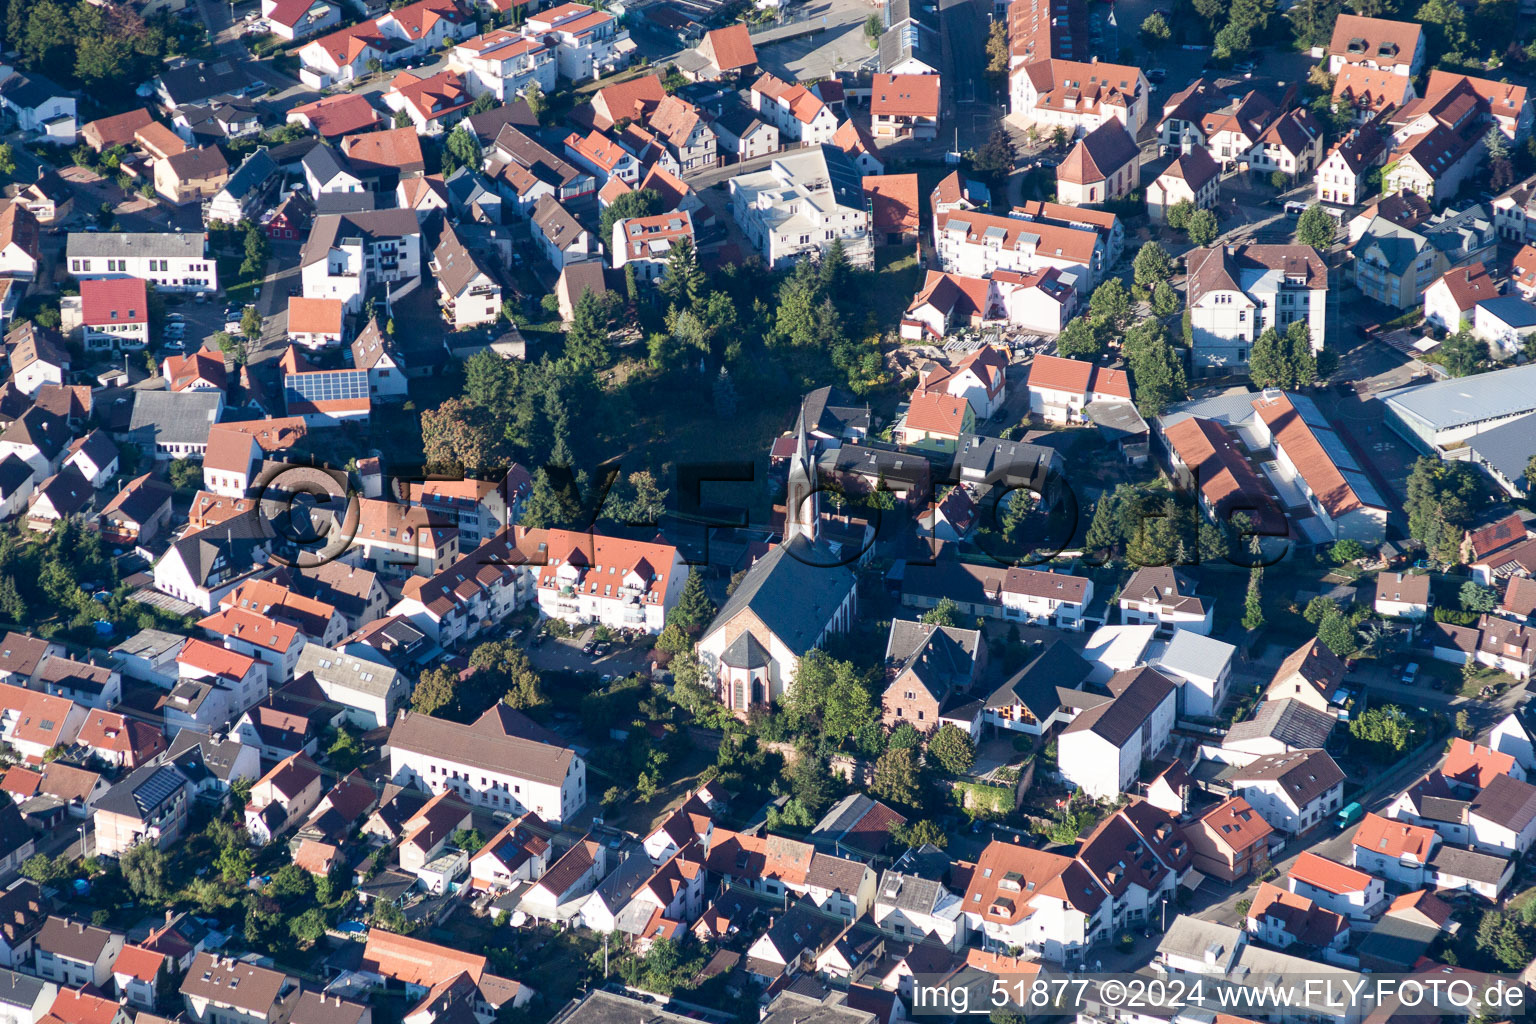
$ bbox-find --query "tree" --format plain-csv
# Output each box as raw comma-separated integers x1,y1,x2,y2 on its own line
0,575,27,622
168,457,202,493
1140,10,1171,40
20,853,66,885
241,220,270,276
1287,320,1318,386
1243,567,1265,630
1456,709,1473,737
971,129,1016,184
1089,277,1132,330
789,750,837,817
0,144,13,182
928,723,975,775
289,908,327,947
1165,200,1194,231
1416,0,1470,60
240,306,262,344
1133,241,1174,287
921,597,959,627
1349,703,1413,757
863,12,882,37
986,17,1009,72
667,568,715,633
891,818,949,849
1295,204,1336,248
414,664,457,715
1332,540,1366,565
442,123,483,176
1303,595,1339,625
563,289,611,371
1461,580,1499,612
217,842,253,884
421,397,499,472
1055,316,1102,359
1405,456,1486,562
1317,610,1358,656
267,863,313,900
120,843,167,899
658,235,706,310
1440,329,1487,377
394,108,412,129
1185,209,1219,247
520,467,583,529
598,187,662,245
470,92,496,116
452,828,486,853
1248,328,1291,388
1151,281,1181,317
523,80,546,123
872,745,920,805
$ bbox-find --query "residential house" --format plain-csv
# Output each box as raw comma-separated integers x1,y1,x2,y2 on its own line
179,954,298,1024
388,704,586,824
730,146,872,269
1058,666,1177,800
1327,14,1425,76
91,762,190,857
1245,881,1349,955
870,74,939,141
1056,120,1139,206
1011,57,1148,139
1186,244,1328,376
66,232,218,294
154,147,229,205
1228,748,1346,834
879,618,983,735
749,74,838,144
1425,261,1498,331
1316,125,1388,205
34,919,123,989
1025,354,1130,425
1183,796,1273,882
1287,851,1385,920
1147,146,1220,223
1374,571,1431,619
1351,812,1438,888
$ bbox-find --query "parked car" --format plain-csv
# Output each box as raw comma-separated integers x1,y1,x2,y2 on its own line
1401,662,1419,684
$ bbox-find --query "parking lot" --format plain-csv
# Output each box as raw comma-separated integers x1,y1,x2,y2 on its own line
526,633,655,679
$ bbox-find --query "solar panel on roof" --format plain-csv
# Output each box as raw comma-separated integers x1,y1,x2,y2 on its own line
286,370,369,404
134,766,183,815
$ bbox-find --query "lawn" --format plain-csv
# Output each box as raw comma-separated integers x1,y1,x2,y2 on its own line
607,743,717,837
218,255,264,305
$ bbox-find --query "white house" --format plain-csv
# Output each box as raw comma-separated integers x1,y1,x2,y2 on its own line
1229,748,1345,834
1186,244,1328,376
1058,666,1176,801
66,232,218,294
1373,571,1430,619
387,704,586,824
1350,812,1438,888
730,148,873,270
1287,851,1385,921
1117,566,1212,635
534,529,686,634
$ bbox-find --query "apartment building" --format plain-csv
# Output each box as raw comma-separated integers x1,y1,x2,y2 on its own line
523,2,633,82
1186,244,1328,376
1011,57,1149,138
387,704,587,824
450,30,557,101
730,146,872,269
933,208,1101,286
66,232,218,294
535,529,687,634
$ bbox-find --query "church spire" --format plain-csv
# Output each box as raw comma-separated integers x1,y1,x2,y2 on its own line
785,403,818,546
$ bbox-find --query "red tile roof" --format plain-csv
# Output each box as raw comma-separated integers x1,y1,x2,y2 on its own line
1199,795,1274,853
177,637,262,680
702,24,755,72
80,278,147,327
905,392,971,436
287,297,344,336
1026,353,1131,400
862,174,919,235
1251,392,1373,517
289,94,383,138
113,944,166,983
1290,850,1372,895
871,74,940,119
1352,812,1436,860
1443,737,1518,789
1432,261,1496,315
592,74,665,128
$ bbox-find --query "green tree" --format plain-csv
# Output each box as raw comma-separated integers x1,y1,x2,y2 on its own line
1405,457,1486,562
863,12,882,37
1416,0,1470,60
442,123,483,175
240,306,262,344
971,129,1016,184
1440,329,1488,377
1295,204,1336,248
520,467,583,529
1243,567,1265,630
241,220,270,276
421,397,499,472
658,235,705,309
289,908,328,947
523,80,547,122
120,843,167,899
1286,320,1318,386
470,92,496,115
394,108,412,129
986,17,1009,72
891,818,949,849
921,597,959,627
1140,10,1171,40
598,187,662,249
667,568,715,633
218,843,253,884
1055,316,1102,359
1303,595,1339,625
267,863,313,900
563,289,611,371
872,745,920,805
1349,703,1413,757
452,828,486,852
1165,200,1194,231
1133,241,1174,287
1186,208,1219,247
1317,610,1358,656
1151,281,1181,317
1247,328,1291,388
1332,539,1366,563
928,723,975,775
1461,579,1498,612
789,750,837,818
1089,277,1132,330
413,664,458,715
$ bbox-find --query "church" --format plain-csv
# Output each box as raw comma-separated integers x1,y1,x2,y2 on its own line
694,408,862,712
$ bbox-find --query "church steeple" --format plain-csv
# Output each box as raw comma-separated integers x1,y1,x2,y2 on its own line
785,404,818,546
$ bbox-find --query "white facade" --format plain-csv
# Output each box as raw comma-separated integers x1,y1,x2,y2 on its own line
730,150,873,269
66,234,218,293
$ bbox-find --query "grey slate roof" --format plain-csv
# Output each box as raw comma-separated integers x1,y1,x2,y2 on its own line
126,390,224,448
1464,413,1536,488
802,385,870,439
67,231,210,261
165,509,273,587
0,968,47,1010
1429,843,1510,884
985,638,1092,719
1382,362,1536,432
157,60,250,106
1224,698,1336,749
222,147,278,200
95,762,189,819
702,539,856,656
1154,629,1236,683
1355,914,1439,971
